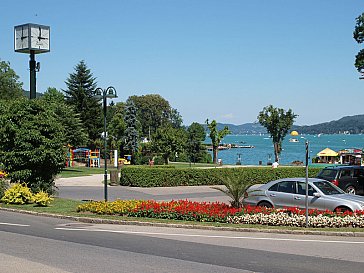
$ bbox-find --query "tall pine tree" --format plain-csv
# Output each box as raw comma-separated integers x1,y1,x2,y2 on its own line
63,60,102,147
124,98,139,164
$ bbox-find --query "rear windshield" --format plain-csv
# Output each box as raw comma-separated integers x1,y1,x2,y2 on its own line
318,169,337,180
313,181,344,195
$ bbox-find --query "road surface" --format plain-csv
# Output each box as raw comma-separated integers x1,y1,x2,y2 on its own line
1,210,363,273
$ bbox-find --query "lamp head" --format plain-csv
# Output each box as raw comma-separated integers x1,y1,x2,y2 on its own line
93,88,103,99
105,86,117,99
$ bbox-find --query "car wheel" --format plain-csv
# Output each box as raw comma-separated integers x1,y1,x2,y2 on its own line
258,201,273,208
345,185,356,195
334,206,352,213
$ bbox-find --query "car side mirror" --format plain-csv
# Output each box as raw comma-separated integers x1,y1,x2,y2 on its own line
313,192,321,198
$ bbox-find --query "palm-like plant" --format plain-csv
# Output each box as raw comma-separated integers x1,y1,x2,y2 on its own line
212,173,254,208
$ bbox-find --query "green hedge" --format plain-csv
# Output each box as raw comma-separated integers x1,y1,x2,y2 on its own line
120,166,323,187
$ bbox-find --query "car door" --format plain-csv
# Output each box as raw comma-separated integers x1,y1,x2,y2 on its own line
293,182,327,210
354,168,364,195
338,168,353,192
267,181,296,208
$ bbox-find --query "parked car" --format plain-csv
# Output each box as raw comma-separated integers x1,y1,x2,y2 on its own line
243,178,364,212
317,166,364,195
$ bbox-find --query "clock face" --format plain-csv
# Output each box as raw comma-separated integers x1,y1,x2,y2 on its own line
14,25,29,51
30,26,50,51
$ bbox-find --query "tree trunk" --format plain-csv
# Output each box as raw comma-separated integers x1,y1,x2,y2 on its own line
212,145,218,164
274,142,280,162
164,154,169,165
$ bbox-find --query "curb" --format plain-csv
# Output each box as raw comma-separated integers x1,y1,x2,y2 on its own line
1,207,364,237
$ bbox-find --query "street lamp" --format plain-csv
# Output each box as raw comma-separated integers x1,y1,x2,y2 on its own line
94,86,117,201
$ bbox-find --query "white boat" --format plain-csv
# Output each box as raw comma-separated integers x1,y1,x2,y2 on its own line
289,138,299,143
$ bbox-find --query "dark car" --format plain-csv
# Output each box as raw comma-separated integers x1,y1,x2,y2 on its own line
317,166,364,195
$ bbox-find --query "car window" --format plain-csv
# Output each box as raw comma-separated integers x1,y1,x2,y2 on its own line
313,181,345,195
276,181,295,194
318,169,337,180
353,168,364,177
268,183,278,191
296,182,316,196
339,169,352,178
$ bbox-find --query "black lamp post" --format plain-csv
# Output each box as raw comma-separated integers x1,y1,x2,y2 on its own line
94,86,117,201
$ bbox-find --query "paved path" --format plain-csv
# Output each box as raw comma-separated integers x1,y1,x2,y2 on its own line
55,174,229,203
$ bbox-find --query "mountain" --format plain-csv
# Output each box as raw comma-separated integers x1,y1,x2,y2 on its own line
203,122,266,135
205,114,364,135
293,115,364,134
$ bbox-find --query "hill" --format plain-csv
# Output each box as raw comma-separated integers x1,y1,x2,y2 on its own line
293,115,364,134
206,114,364,135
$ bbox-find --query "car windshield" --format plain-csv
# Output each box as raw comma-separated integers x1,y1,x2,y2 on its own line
313,181,345,195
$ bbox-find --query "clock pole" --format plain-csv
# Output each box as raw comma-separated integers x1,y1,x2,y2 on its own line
29,50,36,99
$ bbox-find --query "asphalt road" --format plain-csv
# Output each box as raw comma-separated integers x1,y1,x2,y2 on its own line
57,185,229,203
1,210,364,273
55,174,230,202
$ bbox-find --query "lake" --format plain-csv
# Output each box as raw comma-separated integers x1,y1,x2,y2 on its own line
206,134,364,166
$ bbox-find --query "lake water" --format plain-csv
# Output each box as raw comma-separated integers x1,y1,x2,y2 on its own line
206,134,364,165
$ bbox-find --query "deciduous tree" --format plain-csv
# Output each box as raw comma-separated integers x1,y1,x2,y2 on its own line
354,12,364,73
151,125,187,164
0,60,23,100
130,94,181,137
206,119,230,164
186,122,207,163
258,105,297,163
0,98,66,193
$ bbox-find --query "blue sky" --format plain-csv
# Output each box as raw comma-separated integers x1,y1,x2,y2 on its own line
0,1,363,126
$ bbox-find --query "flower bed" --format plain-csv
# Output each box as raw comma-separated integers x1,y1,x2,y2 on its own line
77,200,240,222
77,200,364,228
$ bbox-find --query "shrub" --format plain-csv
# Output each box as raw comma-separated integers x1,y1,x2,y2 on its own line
33,190,54,207
120,166,322,187
0,178,8,199
0,99,66,194
1,183,34,204
77,200,143,215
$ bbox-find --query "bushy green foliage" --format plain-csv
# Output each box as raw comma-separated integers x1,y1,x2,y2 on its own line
0,60,23,100
33,190,54,207
151,125,187,164
1,183,34,204
212,172,255,208
0,179,8,199
206,119,230,164
0,99,66,193
120,166,322,187
354,12,364,73
258,105,297,162
41,87,88,147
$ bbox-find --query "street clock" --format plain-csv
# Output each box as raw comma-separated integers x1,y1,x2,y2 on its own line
14,23,50,54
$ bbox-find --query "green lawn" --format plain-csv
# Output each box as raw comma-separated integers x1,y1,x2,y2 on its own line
1,198,364,233
59,167,119,178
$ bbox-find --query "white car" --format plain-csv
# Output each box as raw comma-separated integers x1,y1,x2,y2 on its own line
243,178,364,212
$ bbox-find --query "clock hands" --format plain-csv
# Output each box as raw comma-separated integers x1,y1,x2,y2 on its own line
37,27,48,40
